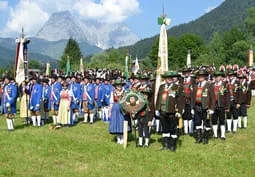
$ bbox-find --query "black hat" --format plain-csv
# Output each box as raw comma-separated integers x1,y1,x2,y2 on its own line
50,75,57,80
213,71,225,77
196,70,209,77
112,79,125,86
161,71,180,78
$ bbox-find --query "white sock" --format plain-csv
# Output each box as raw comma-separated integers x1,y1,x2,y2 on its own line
52,115,56,125
243,116,247,128
37,116,41,126
10,119,14,130
119,135,124,144
184,120,188,134
212,125,218,138
156,119,160,132
139,137,143,146
188,120,193,134
145,138,149,146
117,135,120,144
221,125,225,138
90,113,94,123
233,120,238,132
227,119,232,132
75,113,79,122
84,113,88,123
238,116,242,128
98,110,102,120
32,116,36,126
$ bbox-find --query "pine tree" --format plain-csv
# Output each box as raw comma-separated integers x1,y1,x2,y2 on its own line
59,38,82,71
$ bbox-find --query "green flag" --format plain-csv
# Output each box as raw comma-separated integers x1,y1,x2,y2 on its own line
66,56,70,76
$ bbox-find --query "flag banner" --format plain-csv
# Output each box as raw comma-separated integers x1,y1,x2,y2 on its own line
248,49,254,67
46,63,50,76
66,57,70,76
124,56,129,79
80,57,84,74
187,50,191,68
15,39,25,85
134,57,140,75
158,17,163,25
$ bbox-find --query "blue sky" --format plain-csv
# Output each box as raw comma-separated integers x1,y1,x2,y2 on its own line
0,0,225,39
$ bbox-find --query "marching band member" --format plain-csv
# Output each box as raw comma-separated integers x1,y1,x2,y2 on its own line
94,78,104,120
50,75,62,125
81,76,95,124
2,76,17,130
28,76,43,127
102,77,113,122
41,79,51,125
156,71,184,152
192,70,215,144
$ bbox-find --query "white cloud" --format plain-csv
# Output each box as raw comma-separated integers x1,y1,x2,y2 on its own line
204,6,216,13
0,1,8,10
73,0,141,23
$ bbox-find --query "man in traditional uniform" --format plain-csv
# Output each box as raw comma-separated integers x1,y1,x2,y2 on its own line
81,76,95,124
102,77,113,122
41,79,51,125
212,71,229,140
94,78,104,120
50,75,62,125
192,70,215,144
2,76,17,131
182,68,195,135
68,75,81,125
28,76,43,127
155,71,184,152
136,74,152,147
236,73,251,129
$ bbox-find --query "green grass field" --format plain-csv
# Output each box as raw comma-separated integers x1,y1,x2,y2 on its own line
0,100,254,177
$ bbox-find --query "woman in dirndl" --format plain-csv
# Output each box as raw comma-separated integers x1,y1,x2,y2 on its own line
58,82,71,127
20,81,30,124
109,79,130,144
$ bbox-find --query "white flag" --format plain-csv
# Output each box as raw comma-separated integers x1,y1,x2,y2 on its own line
15,39,25,85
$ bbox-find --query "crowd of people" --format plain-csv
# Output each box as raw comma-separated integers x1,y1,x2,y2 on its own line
0,65,254,151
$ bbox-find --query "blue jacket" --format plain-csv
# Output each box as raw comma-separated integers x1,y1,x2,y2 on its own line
28,83,42,111
1,83,17,114
81,83,95,110
102,83,113,106
42,85,51,110
94,83,104,107
68,82,81,109
51,82,62,104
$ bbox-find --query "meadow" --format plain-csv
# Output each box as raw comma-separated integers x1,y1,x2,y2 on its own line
0,100,254,177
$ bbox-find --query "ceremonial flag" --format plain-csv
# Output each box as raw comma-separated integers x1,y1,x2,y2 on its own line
134,57,140,75
124,56,129,79
80,57,84,74
248,48,254,67
46,63,50,76
187,49,191,68
15,38,25,85
66,56,70,76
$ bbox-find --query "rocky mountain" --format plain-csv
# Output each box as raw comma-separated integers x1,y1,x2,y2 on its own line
36,11,139,49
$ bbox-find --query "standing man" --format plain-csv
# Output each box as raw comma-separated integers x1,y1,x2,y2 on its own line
212,71,229,140
50,75,62,125
155,71,184,152
94,78,104,120
41,79,51,124
81,76,95,124
28,76,43,127
102,77,113,122
192,70,215,144
2,76,17,131
68,75,81,125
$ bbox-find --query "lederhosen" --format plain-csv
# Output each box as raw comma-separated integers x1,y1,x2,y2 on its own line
183,79,192,121
227,80,238,120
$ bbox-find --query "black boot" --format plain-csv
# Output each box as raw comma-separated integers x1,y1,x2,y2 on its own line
204,130,209,144
161,137,169,150
170,138,177,152
196,129,203,144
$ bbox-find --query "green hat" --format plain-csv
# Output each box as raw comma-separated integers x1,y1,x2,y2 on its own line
213,71,225,77
227,70,236,76
182,67,192,73
140,74,149,80
196,70,208,77
113,79,125,86
161,71,180,78
237,74,246,79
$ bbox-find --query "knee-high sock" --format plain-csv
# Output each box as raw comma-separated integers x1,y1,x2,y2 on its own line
139,137,143,146
238,116,242,128
98,110,102,120
227,119,232,132
145,138,149,146
117,135,121,144
52,115,57,125
243,116,247,128
233,120,238,132
188,120,193,134
183,120,188,134
37,116,41,126
156,119,160,132
119,135,124,144
90,113,94,123
212,125,218,138
220,125,225,138
84,113,88,123
32,116,36,126
10,119,14,130
6,119,11,130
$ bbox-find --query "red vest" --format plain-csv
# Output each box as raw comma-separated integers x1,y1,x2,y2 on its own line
196,86,204,103
214,85,221,101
